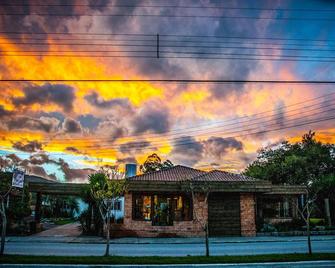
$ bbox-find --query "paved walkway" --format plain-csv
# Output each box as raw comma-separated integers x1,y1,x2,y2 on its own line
33,222,82,237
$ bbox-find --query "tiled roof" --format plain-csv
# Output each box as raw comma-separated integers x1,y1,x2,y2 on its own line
127,165,255,182
192,170,255,182
127,165,206,181
25,175,58,184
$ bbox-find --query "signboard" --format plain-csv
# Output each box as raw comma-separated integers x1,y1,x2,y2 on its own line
12,170,25,188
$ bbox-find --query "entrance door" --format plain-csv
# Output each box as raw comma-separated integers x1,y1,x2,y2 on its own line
208,193,241,236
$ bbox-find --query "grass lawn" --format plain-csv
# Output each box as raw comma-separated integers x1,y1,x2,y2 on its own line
53,218,76,225
1,253,335,264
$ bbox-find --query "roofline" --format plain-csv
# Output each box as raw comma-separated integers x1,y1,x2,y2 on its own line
126,164,205,180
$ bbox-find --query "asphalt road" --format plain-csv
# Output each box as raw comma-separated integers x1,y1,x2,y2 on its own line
1,261,335,267
5,239,335,256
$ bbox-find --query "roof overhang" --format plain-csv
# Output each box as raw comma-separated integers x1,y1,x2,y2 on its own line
128,180,273,193
264,185,307,195
28,181,86,195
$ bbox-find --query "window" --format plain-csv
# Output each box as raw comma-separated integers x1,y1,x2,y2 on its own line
133,195,152,221
260,197,293,218
132,193,192,224
112,200,122,211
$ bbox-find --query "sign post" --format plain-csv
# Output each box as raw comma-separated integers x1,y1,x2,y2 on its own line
12,170,25,188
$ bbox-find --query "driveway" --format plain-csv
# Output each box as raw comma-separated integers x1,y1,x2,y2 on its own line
33,222,81,237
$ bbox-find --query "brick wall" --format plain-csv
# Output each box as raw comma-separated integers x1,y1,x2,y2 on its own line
240,193,256,236
122,192,207,237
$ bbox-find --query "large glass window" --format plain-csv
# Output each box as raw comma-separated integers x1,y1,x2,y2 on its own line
259,196,293,218
132,193,192,224
133,195,152,221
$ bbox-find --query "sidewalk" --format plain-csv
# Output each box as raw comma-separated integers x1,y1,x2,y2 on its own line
7,235,335,244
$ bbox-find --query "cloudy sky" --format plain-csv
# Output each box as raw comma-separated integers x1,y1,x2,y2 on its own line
0,0,334,182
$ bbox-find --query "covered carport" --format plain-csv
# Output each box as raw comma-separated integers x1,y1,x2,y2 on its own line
26,176,85,232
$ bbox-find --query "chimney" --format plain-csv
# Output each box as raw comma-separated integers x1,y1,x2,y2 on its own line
125,163,137,178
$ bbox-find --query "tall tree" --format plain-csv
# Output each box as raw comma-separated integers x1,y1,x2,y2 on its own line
140,153,174,173
245,131,335,254
88,169,127,256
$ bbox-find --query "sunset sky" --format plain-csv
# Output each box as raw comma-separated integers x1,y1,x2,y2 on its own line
0,0,334,182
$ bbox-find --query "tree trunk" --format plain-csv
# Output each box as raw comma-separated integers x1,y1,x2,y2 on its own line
205,222,210,257
0,200,7,256
104,217,110,257
306,204,312,255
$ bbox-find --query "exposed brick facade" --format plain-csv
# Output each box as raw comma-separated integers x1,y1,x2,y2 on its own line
123,192,207,237
240,193,256,236
122,192,257,237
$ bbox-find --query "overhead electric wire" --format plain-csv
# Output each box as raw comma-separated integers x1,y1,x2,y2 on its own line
47,96,335,143
2,36,332,48
49,114,335,153
1,31,333,43
46,101,335,150
2,12,335,22
1,79,335,83
4,3,335,12
2,41,334,53
42,92,335,142
2,114,333,157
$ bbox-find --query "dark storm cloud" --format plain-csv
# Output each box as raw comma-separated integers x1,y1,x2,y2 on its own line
88,0,110,11
0,0,78,44
116,156,138,164
29,153,56,165
62,118,82,133
97,117,128,141
12,140,43,153
58,159,94,182
85,92,132,109
65,146,82,154
78,114,101,130
203,136,243,159
132,105,170,134
12,83,75,112
0,105,12,118
170,136,204,166
28,165,57,181
119,140,152,154
6,116,60,133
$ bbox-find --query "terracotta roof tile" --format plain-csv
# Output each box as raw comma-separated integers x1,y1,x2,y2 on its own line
127,165,206,181
127,165,256,182
192,170,256,182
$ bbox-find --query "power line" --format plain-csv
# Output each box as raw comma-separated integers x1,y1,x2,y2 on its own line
48,98,335,144
2,13,335,21
47,114,335,153
45,103,335,149
4,3,335,13
2,42,334,53
1,31,333,43
2,36,332,48
1,53,333,62
1,79,335,83
42,92,335,142
50,108,335,152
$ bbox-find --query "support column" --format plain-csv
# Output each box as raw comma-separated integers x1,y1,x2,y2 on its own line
240,193,256,236
34,192,42,232
325,198,332,227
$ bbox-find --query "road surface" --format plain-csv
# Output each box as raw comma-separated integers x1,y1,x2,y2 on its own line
5,238,335,256
1,261,335,267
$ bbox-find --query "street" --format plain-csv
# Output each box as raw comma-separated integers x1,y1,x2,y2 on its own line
5,237,335,256
1,261,335,267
